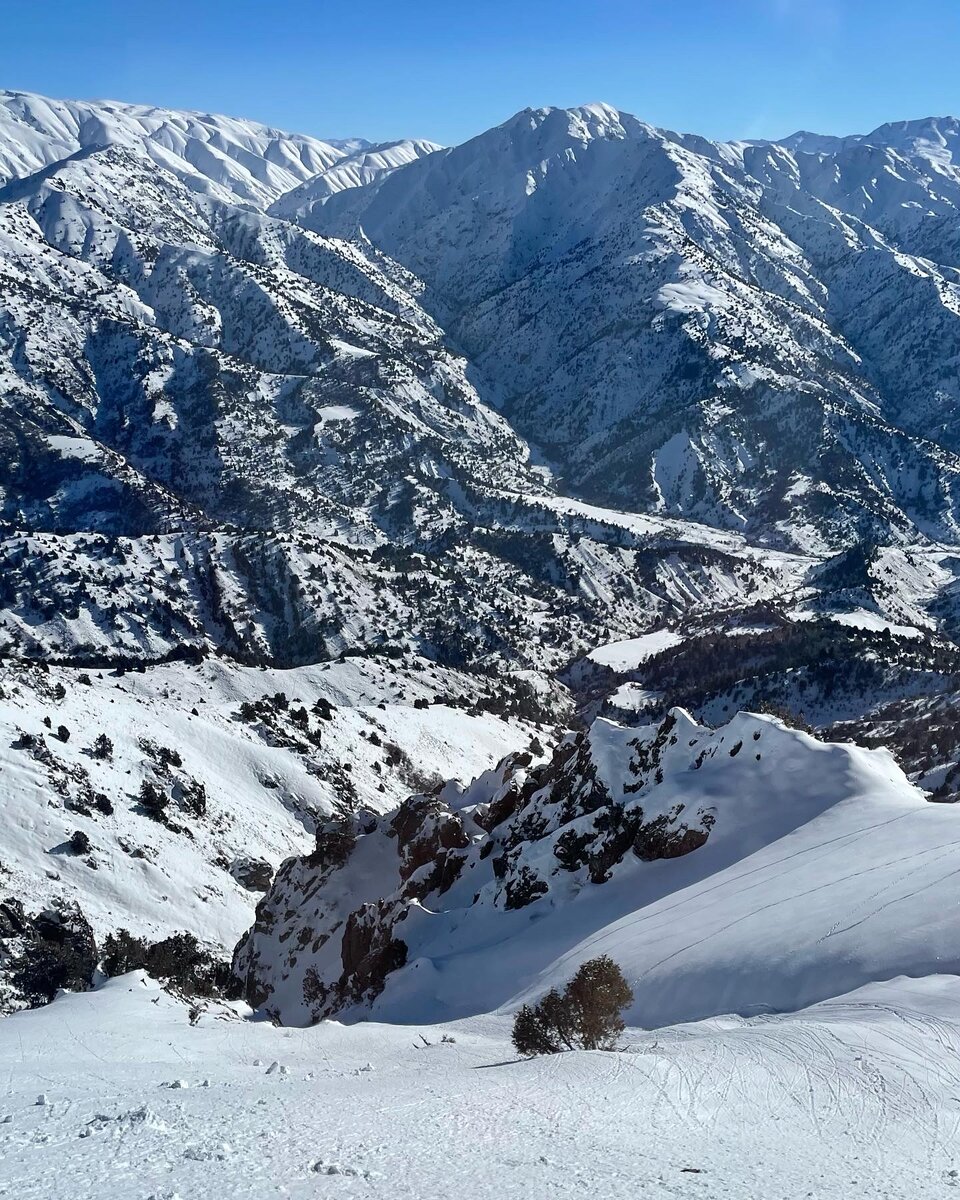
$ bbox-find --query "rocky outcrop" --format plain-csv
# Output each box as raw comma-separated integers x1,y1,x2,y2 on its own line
230,857,274,892
233,708,734,1025
0,899,97,1012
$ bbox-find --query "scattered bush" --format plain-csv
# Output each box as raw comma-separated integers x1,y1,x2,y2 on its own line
101,928,240,999
91,733,114,761
100,927,148,977
178,778,207,818
512,955,633,1056
139,779,168,821
69,830,91,855
157,745,182,770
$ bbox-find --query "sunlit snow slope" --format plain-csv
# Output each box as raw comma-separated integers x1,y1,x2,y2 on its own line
2,972,960,1199
238,708,960,1028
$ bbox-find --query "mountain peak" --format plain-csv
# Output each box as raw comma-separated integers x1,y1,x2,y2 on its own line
0,89,377,206
494,101,654,146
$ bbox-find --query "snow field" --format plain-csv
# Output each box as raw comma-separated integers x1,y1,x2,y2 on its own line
1,973,959,1199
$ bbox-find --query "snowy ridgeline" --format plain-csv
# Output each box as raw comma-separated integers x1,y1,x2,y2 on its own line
1,971,960,1199
0,654,543,1009
237,707,960,1030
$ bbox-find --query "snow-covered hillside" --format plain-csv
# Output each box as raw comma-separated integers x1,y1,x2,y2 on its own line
0,653,545,1009
3,971,960,1199
236,707,960,1028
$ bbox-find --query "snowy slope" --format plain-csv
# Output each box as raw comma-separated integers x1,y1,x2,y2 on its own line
268,138,442,221
0,655,538,1004
304,103,960,548
2,971,960,1199
238,707,960,1028
517,715,960,1027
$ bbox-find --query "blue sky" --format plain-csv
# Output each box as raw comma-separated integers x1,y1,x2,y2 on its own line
2,0,959,145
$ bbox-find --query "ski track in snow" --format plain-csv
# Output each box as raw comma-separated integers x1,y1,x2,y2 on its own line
1,974,959,1198
7,89,960,1197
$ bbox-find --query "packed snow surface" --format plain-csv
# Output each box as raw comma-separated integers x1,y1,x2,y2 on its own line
1,973,959,1198
587,629,684,668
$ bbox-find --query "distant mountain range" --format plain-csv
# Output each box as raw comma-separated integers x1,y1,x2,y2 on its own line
307,103,960,551
3,89,960,1028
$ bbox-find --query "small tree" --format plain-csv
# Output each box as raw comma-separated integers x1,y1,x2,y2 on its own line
563,954,633,1050
512,988,572,1055
139,779,168,821
69,829,91,855
91,733,114,761
512,955,633,1057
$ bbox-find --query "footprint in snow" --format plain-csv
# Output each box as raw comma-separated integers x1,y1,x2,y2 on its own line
312,1162,371,1179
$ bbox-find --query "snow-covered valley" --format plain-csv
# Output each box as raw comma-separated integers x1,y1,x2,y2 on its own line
4,84,960,1196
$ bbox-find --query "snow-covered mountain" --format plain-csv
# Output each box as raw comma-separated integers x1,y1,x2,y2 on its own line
3,89,960,1053
304,103,960,550
0,92,813,673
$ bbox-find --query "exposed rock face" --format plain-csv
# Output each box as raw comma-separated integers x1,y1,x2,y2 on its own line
390,794,469,895
230,857,274,893
234,708,733,1025
338,904,408,1004
0,899,98,1012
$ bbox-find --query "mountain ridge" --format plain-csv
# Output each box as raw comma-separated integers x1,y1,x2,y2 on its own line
3,89,960,1032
